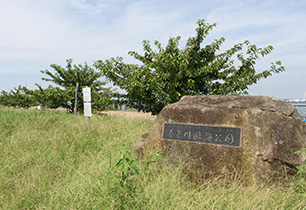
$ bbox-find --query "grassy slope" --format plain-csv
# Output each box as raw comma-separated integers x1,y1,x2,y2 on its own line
0,106,306,209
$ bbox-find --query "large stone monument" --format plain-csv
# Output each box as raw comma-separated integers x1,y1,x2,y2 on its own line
134,95,306,184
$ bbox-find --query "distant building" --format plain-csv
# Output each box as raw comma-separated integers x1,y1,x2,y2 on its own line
110,103,131,111
284,99,306,119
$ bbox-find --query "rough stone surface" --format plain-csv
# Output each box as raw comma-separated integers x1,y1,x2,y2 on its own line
134,95,306,184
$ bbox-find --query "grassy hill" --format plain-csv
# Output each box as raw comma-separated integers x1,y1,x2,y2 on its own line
1,106,306,209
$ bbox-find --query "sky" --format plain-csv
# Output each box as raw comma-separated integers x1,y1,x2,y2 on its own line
0,0,305,99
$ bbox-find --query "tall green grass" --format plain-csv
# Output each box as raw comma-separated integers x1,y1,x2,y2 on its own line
1,106,306,209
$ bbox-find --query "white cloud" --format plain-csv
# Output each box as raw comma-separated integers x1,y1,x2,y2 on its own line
0,1,67,50
64,0,108,16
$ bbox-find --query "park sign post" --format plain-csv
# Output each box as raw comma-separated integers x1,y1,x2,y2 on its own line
83,86,91,102
83,87,91,130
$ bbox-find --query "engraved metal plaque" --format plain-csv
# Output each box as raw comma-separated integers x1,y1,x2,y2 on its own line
163,123,241,147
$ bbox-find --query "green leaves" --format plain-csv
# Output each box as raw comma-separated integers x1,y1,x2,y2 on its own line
293,148,306,187
109,149,164,196
276,61,282,65
0,59,118,111
0,86,36,108
94,19,285,115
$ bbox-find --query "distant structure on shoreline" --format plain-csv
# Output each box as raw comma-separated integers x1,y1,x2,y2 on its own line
284,98,306,119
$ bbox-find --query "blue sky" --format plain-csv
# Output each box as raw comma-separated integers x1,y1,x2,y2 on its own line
0,0,305,99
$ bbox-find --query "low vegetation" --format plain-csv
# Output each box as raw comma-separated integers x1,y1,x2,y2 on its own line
1,106,306,209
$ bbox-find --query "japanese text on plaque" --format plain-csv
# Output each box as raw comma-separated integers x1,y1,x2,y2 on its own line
163,123,241,147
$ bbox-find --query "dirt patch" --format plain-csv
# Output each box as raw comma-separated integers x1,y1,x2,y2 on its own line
100,110,156,119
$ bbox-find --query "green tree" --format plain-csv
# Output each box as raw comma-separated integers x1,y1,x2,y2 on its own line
32,84,72,110
40,58,116,112
0,86,36,108
94,19,285,115
0,91,11,107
